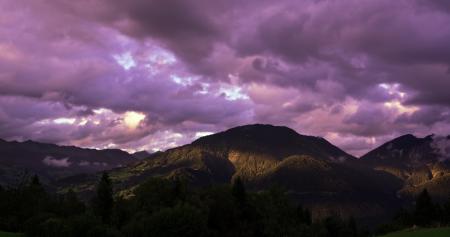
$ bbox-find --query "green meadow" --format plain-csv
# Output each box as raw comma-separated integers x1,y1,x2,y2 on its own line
380,227,450,237
0,232,22,237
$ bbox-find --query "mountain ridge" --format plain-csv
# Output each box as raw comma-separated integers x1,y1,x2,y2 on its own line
0,138,136,186
1,124,449,223
360,133,450,201
53,124,403,223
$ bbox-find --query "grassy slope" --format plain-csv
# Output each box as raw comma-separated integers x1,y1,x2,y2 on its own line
380,227,450,237
0,232,22,237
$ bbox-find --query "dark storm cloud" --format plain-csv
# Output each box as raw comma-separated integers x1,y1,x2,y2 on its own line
229,0,450,106
418,0,450,13
396,106,450,126
55,0,247,77
109,0,220,62
0,0,253,149
342,104,395,137
54,0,450,105
1,0,450,154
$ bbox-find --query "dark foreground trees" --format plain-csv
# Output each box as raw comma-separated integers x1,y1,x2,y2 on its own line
1,174,373,237
376,189,450,235
92,172,114,223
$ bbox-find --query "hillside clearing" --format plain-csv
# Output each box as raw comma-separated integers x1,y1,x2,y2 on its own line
380,227,450,237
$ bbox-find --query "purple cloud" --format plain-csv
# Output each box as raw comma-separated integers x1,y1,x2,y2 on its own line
0,0,450,155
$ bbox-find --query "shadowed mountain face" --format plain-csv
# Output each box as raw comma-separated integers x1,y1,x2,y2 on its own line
131,151,152,160
61,124,402,223
360,134,450,202
361,134,436,167
108,124,358,186
2,124,449,224
0,139,135,185
192,124,355,162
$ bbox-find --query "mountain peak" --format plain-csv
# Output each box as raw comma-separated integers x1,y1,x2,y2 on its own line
190,124,354,162
132,150,151,160
360,134,437,163
362,134,425,157
226,124,299,134
195,124,299,141
391,133,417,142
217,124,298,137
192,124,304,148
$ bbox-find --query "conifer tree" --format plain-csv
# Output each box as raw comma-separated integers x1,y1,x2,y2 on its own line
444,197,450,224
231,176,246,205
93,172,114,223
414,189,435,226
296,204,312,225
62,189,85,217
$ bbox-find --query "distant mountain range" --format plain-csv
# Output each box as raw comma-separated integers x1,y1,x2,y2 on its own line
0,139,136,185
1,124,449,224
361,134,450,201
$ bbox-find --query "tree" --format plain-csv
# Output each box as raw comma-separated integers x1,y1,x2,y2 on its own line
444,198,450,224
296,204,312,225
173,177,187,202
344,217,358,237
93,172,114,223
25,175,49,217
393,207,412,227
231,177,247,205
144,204,208,237
86,225,122,237
28,175,46,197
61,189,85,217
324,215,344,237
205,186,239,235
111,197,131,229
414,189,435,226
134,178,179,213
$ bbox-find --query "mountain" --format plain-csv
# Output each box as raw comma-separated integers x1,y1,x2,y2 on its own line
0,139,135,186
131,151,152,160
63,124,402,223
114,124,358,185
360,134,450,201
4,124,449,224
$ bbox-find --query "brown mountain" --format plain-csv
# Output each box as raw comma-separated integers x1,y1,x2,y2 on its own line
63,124,402,223
5,124,449,224
360,134,450,201
0,139,135,186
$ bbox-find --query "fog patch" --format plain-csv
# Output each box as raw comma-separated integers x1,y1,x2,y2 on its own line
431,136,450,161
42,156,71,168
329,156,347,163
78,161,90,166
78,161,109,167
93,162,108,167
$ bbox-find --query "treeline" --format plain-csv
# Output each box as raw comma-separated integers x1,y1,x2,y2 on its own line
376,189,450,235
0,173,369,237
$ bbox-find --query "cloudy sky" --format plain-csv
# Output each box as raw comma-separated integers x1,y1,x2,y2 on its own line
0,0,449,156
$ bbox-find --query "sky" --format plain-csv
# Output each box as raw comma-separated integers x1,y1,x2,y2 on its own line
0,0,449,156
